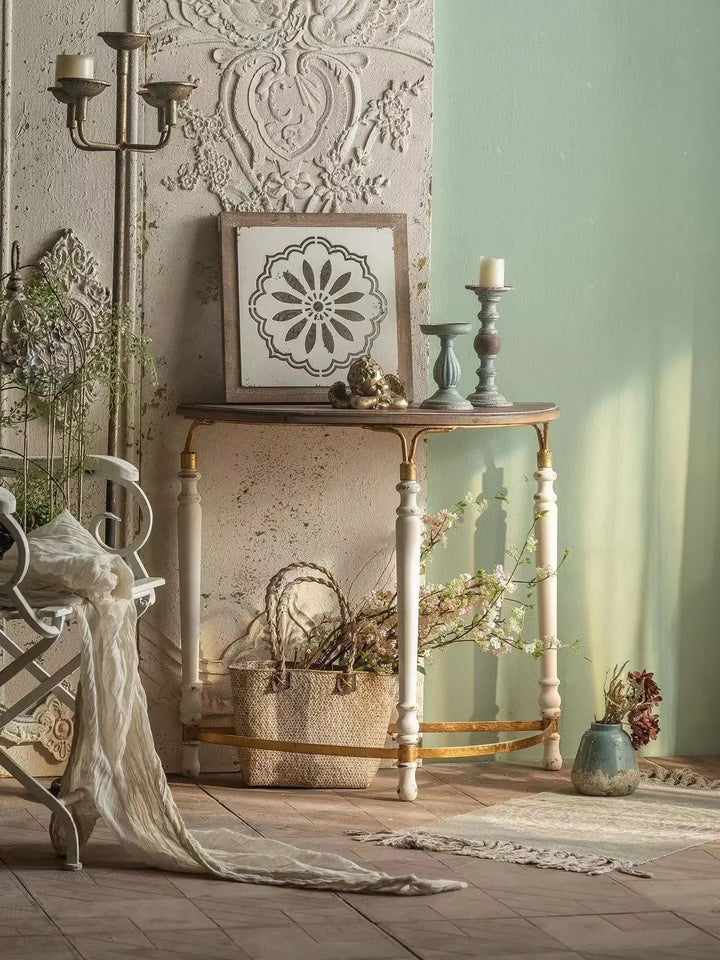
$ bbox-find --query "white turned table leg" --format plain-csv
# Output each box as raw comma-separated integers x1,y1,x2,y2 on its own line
178,460,203,779
395,472,422,801
534,452,562,770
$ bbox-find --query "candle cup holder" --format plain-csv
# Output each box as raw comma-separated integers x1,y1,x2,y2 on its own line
98,31,151,51
419,323,473,410
139,82,196,130
47,85,75,106
57,77,111,100
57,77,111,123
465,285,514,408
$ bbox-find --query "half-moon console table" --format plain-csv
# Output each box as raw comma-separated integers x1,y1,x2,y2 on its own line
177,402,562,802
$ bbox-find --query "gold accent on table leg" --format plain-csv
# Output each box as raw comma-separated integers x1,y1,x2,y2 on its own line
183,724,200,742
181,419,214,470
185,727,558,759
533,422,553,468
398,743,419,764
363,425,456,480
193,726,401,759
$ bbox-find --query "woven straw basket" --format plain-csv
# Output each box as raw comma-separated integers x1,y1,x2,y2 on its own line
229,662,394,788
229,562,395,789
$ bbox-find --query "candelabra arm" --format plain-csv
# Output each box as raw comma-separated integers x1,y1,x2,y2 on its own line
123,128,172,153
69,122,172,154
74,121,121,152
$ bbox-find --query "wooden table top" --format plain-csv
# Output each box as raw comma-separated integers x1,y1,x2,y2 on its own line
177,402,559,429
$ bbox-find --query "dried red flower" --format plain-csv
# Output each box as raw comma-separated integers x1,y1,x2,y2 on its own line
629,708,660,750
628,670,662,706
600,664,662,750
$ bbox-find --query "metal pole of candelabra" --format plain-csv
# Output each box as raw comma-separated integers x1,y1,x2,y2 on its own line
48,32,194,545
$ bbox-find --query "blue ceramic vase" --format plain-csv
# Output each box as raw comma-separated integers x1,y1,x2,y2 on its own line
571,722,640,796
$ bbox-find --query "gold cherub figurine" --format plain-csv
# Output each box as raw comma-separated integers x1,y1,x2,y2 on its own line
328,356,409,410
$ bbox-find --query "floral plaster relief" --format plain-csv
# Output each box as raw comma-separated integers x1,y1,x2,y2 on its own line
156,1,431,212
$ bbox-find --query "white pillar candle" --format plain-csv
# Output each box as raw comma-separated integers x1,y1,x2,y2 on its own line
479,257,505,288
55,54,94,81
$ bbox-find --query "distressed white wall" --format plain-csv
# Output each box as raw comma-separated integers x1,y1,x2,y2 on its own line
1,1,434,772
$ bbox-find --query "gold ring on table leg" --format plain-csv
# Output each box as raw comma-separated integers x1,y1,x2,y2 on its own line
533,421,553,468
180,419,214,471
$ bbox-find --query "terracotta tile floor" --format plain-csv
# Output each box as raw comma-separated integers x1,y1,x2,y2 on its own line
1,758,719,959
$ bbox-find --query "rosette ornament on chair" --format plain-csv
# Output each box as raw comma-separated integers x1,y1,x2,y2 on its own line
158,0,432,212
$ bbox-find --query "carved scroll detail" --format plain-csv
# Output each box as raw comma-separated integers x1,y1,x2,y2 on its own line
0,694,74,761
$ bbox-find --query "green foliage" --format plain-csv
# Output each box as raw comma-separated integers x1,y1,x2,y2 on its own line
5,467,65,529
0,262,155,531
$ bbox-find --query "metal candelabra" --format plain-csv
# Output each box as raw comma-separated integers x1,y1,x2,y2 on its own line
48,31,194,538
465,285,514,407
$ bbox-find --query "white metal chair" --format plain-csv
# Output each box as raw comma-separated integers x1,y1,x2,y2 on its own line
0,454,163,870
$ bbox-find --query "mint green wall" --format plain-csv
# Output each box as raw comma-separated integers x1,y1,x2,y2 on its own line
426,0,720,758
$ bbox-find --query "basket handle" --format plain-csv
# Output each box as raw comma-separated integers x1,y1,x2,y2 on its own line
265,562,356,683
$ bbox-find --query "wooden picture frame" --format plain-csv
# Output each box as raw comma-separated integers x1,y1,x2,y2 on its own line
219,212,413,403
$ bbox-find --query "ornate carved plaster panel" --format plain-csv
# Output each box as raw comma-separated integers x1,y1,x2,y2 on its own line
153,0,432,213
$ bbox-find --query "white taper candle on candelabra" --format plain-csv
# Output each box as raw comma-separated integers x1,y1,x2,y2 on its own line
479,256,505,288
55,54,94,80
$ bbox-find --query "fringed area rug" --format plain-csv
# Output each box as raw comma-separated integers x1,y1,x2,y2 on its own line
350,775,720,879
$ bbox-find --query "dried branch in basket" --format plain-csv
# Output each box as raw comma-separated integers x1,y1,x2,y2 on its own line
253,494,571,675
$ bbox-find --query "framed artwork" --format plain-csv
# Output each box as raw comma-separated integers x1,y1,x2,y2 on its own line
220,212,412,403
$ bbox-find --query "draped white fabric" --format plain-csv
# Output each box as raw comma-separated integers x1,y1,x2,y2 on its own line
6,512,463,895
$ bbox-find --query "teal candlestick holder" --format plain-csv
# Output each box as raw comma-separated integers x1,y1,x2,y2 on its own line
419,323,473,410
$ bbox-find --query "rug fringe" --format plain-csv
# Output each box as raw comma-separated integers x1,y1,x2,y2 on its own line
641,762,720,790
348,830,652,879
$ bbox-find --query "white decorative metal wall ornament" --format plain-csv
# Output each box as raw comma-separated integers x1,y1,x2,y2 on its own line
0,230,108,395
38,229,111,321
0,231,108,403
36,229,111,358
157,0,431,212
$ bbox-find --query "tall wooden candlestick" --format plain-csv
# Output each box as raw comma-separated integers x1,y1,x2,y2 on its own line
465,285,513,408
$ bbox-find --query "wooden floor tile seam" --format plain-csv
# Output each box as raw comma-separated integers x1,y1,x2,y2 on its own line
672,911,720,943
0,846,70,944
196,783,299,836
336,892,426,959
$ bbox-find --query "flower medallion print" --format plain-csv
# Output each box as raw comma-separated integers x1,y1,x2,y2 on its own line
249,236,387,377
